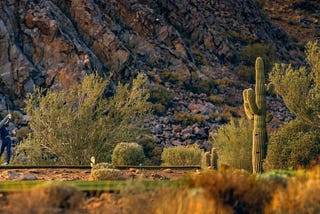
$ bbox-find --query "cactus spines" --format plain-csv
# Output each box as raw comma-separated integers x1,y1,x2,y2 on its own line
201,152,211,169
243,57,269,174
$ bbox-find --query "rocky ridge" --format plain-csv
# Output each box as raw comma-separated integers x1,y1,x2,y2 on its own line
0,0,308,150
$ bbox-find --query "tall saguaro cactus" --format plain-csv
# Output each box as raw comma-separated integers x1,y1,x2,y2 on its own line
243,57,271,174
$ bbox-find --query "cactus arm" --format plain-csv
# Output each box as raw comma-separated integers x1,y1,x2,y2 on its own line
266,83,275,96
244,103,254,120
244,88,259,115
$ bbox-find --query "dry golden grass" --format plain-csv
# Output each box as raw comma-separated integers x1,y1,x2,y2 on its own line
265,166,320,214
1,183,86,214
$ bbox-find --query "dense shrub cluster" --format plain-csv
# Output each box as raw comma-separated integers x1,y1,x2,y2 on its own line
112,142,145,166
161,145,203,166
211,118,253,172
265,120,320,170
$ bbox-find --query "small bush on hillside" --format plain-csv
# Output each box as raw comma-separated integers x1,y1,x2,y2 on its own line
112,142,145,166
162,68,190,87
211,118,253,172
173,111,206,126
161,145,203,166
2,183,85,213
148,83,173,115
265,120,320,170
238,43,276,70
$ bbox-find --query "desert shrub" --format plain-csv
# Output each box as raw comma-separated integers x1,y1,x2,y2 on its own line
112,142,145,166
238,42,276,70
2,183,85,213
188,72,217,95
173,111,206,126
15,126,31,141
211,118,253,172
91,162,113,170
153,188,234,214
148,83,173,115
161,145,203,166
188,169,272,213
15,73,151,165
265,176,320,214
91,168,125,180
265,119,320,170
269,41,320,127
162,68,190,87
137,135,162,165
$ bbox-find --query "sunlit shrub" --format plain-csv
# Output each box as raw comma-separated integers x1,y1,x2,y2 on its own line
161,145,203,166
112,142,145,166
90,168,125,180
265,119,320,170
211,118,253,172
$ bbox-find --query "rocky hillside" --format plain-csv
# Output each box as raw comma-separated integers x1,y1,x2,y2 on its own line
0,0,317,149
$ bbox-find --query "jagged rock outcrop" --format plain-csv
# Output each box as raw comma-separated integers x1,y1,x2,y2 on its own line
0,0,297,149
0,0,289,101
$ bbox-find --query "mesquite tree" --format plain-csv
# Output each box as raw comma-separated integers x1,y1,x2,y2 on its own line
243,57,273,174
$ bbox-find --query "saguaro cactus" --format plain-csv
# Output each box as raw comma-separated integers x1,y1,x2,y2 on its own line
243,57,271,174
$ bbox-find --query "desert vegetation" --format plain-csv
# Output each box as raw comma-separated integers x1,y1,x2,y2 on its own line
2,37,319,213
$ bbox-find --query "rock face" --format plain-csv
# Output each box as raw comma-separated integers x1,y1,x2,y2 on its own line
0,0,289,101
0,0,297,149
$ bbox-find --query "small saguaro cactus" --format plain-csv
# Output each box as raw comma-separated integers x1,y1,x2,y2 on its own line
210,147,218,170
243,57,273,174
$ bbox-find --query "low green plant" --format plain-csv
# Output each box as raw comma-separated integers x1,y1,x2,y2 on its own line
137,135,162,165
211,118,253,172
173,111,206,126
161,145,203,166
90,168,125,180
112,142,145,166
148,84,173,115
162,68,190,87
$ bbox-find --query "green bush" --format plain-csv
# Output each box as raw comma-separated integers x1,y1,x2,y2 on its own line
112,142,145,166
211,118,253,172
161,145,203,166
265,120,320,170
173,111,206,126
15,73,151,165
90,168,125,180
148,84,173,115
137,135,162,166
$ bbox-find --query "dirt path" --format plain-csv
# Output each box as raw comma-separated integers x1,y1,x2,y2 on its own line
0,168,198,181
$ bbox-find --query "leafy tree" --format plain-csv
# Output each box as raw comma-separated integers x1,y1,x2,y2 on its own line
211,118,253,172
15,73,152,165
269,41,320,127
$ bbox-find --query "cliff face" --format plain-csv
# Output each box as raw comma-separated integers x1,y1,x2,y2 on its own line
0,0,288,104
